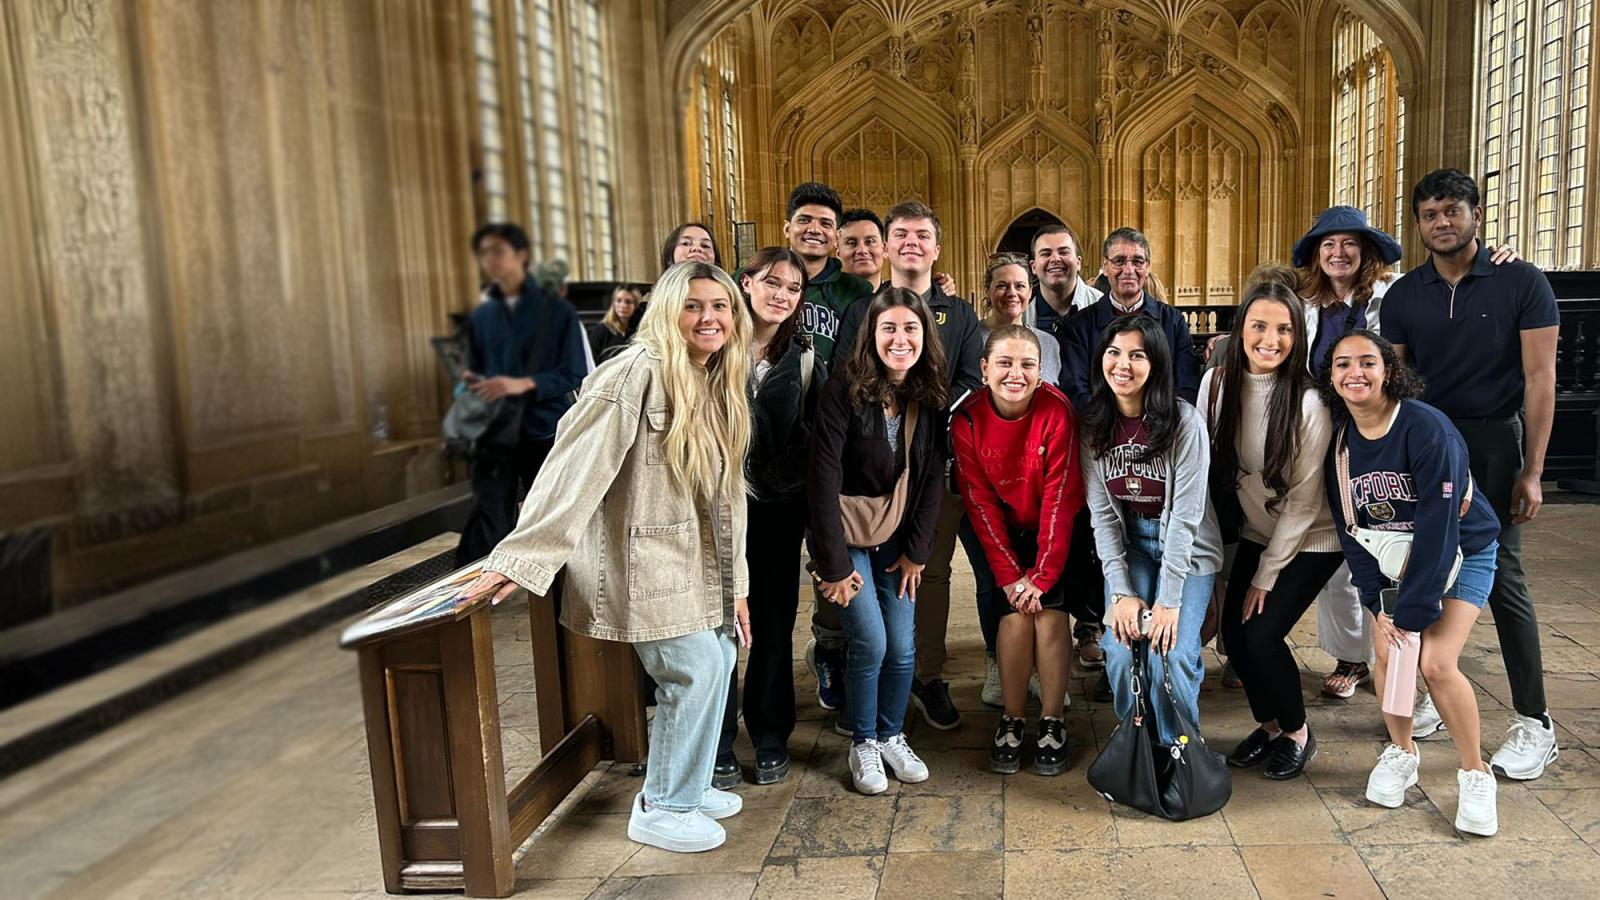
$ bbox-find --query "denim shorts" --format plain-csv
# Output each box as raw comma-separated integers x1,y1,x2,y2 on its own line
1445,540,1499,608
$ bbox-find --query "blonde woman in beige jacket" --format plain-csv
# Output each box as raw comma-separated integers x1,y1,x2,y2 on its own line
460,261,754,855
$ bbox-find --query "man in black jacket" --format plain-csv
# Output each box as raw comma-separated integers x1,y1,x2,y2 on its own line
455,223,588,566
1056,227,1200,407
831,200,983,730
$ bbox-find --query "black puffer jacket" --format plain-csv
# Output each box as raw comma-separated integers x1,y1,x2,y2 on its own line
747,332,826,502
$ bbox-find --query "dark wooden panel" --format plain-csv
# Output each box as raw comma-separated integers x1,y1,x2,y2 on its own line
401,817,463,862
388,668,455,821
357,648,405,894
441,614,514,897
507,715,604,846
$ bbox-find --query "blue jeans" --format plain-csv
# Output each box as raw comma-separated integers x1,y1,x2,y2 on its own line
1098,514,1214,745
634,628,737,811
836,545,917,742
957,518,1000,655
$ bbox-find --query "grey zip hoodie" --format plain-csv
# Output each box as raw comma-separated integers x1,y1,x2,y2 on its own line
1080,401,1224,615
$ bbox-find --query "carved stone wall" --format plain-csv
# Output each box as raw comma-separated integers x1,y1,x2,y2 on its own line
690,0,1322,295
0,0,478,607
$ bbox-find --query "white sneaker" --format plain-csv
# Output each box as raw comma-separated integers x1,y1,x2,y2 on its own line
699,786,743,820
849,740,889,795
1365,744,1420,808
1412,692,1446,740
1027,673,1071,708
1455,767,1499,836
1489,713,1559,780
981,656,1003,707
878,733,930,783
628,793,726,852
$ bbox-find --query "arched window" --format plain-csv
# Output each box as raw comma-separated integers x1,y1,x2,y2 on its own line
687,32,743,259
471,0,508,224
1330,9,1404,241
1480,0,1592,269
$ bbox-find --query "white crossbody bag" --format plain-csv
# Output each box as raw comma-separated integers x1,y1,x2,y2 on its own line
1334,419,1472,589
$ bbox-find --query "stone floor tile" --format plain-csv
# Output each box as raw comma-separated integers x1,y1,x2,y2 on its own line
1240,844,1384,900
1532,788,1600,844
1002,775,1117,850
1419,776,1575,840
791,738,898,799
751,855,882,900
1110,799,1236,847
894,747,1005,797
769,796,895,858
1520,745,1600,789
574,763,646,815
1478,672,1599,711
1549,708,1600,748
1319,787,1459,845
1359,839,1600,898
1222,768,1343,845
876,850,1002,900
507,877,607,899
588,872,758,900
887,793,1004,852
616,804,786,876
1004,846,1256,900
520,812,641,879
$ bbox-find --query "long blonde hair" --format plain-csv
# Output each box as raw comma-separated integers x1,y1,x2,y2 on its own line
633,262,752,501
601,285,638,335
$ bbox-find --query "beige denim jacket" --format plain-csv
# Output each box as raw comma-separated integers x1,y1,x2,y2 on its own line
486,345,749,642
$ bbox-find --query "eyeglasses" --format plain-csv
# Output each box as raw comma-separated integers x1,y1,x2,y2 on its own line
1104,255,1150,270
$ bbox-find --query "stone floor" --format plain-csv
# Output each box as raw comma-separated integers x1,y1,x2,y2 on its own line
1,508,1598,899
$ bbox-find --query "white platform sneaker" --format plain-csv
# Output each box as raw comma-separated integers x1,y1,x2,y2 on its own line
878,733,930,783
849,739,889,795
628,793,726,852
1490,713,1559,780
1455,767,1499,837
1365,744,1420,808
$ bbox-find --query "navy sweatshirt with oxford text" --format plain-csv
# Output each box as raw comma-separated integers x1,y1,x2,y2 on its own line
1323,399,1499,632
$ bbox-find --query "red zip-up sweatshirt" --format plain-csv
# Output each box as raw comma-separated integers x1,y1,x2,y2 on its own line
951,383,1084,592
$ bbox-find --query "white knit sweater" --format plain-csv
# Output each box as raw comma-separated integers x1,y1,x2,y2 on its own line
1200,368,1341,591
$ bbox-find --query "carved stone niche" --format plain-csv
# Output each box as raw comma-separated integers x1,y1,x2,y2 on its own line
824,117,932,211
1135,115,1252,307
983,127,1089,240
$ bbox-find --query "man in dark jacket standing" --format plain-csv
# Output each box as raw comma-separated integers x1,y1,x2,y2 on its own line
455,223,588,565
830,200,984,730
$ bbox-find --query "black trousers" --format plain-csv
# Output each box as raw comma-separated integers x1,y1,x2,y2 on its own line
1454,416,1546,717
1063,507,1106,636
720,496,808,756
454,436,554,566
1221,540,1344,733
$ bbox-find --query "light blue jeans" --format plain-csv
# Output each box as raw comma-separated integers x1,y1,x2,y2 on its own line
836,545,917,742
634,628,738,811
1099,514,1214,745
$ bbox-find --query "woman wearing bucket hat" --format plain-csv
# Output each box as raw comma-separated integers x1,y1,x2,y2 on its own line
1290,207,1518,705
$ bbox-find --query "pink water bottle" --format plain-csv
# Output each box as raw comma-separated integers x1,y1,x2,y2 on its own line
1382,630,1421,718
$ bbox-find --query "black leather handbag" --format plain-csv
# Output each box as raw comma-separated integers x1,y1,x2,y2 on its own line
1087,641,1232,821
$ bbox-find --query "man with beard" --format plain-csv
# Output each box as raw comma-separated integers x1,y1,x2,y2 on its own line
838,208,887,291
1030,224,1102,335
1380,168,1561,781
787,182,873,364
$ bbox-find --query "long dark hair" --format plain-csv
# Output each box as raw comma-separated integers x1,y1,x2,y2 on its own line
737,247,810,366
1317,329,1426,420
659,222,723,273
843,288,948,411
1216,283,1311,514
1082,315,1178,462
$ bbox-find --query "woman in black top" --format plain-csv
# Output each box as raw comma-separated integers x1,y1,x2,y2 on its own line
589,284,640,361
715,247,821,787
808,288,946,795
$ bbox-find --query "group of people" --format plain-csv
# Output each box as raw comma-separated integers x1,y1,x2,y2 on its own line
456,167,1561,853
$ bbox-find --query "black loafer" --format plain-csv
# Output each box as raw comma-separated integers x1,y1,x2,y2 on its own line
712,753,742,789
1264,730,1317,780
1228,728,1279,768
753,748,790,785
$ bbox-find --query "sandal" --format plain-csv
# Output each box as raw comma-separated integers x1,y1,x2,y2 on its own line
1321,660,1370,699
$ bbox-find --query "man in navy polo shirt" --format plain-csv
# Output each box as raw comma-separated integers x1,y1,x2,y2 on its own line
1381,168,1560,780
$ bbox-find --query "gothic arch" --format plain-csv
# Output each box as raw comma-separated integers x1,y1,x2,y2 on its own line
789,73,959,209
976,113,1096,251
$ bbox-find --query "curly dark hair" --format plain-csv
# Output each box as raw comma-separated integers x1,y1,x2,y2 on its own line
1317,329,1426,419
843,287,948,411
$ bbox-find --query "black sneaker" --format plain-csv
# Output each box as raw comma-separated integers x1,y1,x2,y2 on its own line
754,747,791,785
1033,716,1069,776
806,640,845,711
712,752,742,790
990,716,1024,774
1092,671,1113,704
910,678,962,730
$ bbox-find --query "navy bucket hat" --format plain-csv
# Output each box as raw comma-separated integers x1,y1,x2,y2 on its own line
1291,206,1403,268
